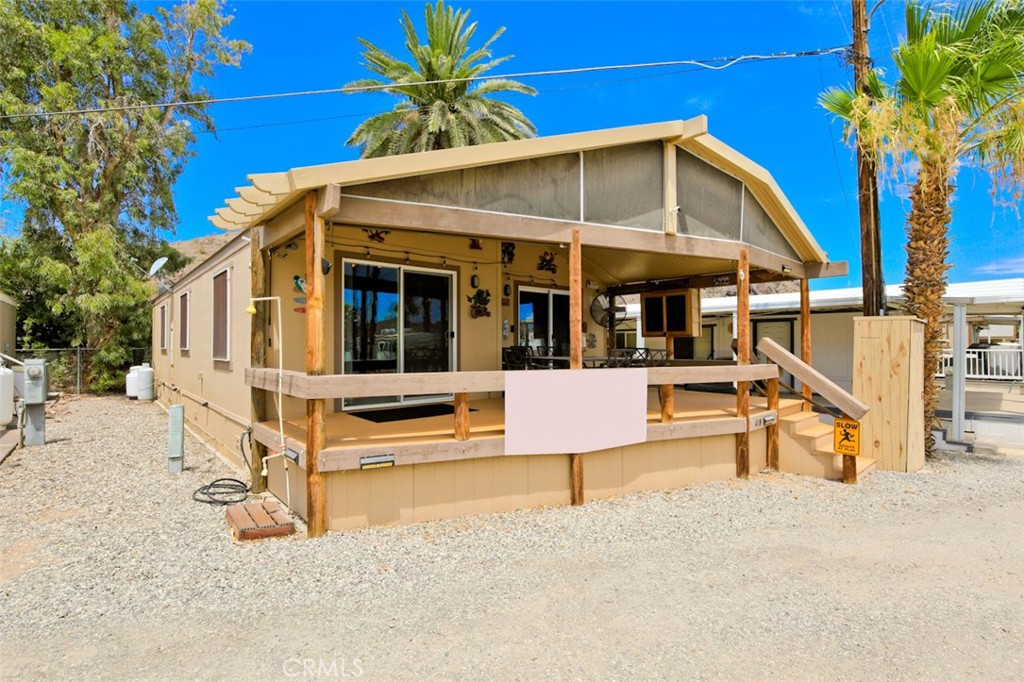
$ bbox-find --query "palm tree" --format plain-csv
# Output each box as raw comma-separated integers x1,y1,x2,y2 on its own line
344,0,537,158
821,0,1024,456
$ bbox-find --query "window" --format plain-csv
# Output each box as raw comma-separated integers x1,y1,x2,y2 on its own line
517,287,570,355
641,289,699,338
213,269,230,360
179,292,190,352
158,305,167,351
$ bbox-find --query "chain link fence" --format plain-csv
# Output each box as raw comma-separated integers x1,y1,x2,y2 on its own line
12,347,152,394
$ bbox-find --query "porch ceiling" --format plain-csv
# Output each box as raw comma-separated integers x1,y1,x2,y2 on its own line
583,246,733,285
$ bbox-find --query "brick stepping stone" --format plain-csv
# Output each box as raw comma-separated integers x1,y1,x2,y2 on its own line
226,500,295,540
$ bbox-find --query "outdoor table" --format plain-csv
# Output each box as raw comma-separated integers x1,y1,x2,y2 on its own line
539,356,609,368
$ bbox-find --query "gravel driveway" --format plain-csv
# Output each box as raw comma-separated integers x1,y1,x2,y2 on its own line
1,396,1022,681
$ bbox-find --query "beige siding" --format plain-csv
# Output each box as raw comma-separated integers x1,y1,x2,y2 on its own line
0,294,16,356
153,238,253,467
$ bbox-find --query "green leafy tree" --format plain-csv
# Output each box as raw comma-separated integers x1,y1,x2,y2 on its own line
346,0,537,158
0,0,248,389
821,0,1024,456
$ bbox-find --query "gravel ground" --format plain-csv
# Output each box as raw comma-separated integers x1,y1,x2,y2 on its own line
1,396,1022,681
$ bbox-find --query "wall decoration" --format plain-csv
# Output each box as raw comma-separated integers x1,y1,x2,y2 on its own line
292,275,306,294
469,238,483,250
470,274,480,289
293,307,306,314
362,228,390,243
466,289,492,318
585,332,598,349
501,241,516,265
537,251,558,274
293,296,306,304
503,283,512,297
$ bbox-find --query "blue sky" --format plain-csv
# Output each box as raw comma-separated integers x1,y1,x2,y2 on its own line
103,1,1024,287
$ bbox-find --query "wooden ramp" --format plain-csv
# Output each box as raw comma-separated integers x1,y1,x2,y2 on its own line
226,500,295,541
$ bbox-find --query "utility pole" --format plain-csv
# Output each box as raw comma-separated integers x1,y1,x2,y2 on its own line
853,0,885,317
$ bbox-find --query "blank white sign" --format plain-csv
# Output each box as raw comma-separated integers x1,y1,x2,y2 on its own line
504,369,648,456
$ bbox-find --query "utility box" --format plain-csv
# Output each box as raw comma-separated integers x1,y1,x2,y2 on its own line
852,317,925,472
22,358,48,446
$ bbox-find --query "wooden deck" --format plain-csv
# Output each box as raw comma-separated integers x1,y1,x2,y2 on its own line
253,388,803,473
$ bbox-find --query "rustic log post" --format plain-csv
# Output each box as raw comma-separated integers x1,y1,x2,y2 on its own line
660,385,674,424
842,409,857,484
766,377,779,471
454,392,470,441
735,248,750,478
569,225,584,505
800,278,813,407
305,190,327,538
249,230,268,493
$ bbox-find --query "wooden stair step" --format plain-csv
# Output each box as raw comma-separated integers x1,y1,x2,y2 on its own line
779,411,820,434
226,500,296,541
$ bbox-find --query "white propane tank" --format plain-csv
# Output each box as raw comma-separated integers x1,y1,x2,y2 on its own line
126,366,140,398
0,365,13,427
136,366,155,401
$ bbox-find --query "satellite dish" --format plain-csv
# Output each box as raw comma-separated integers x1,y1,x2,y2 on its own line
590,292,628,328
148,257,169,277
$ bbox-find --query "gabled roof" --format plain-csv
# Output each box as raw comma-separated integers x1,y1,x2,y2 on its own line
209,117,828,263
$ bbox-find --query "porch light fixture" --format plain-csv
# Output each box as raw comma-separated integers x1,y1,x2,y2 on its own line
781,264,793,274
246,296,286,477
321,258,332,276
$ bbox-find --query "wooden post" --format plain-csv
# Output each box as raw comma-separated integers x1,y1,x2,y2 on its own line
305,190,327,538
249,230,268,493
569,225,584,505
735,248,750,478
800,278,813,406
453,392,470,441
661,333,675,423
660,385,674,424
842,410,857,485
766,377,779,471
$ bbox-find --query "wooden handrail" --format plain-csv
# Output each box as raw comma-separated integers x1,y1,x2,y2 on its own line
245,363,779,400
756,338,868,420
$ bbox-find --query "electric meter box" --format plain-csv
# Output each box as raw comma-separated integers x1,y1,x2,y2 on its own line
23,359,48,405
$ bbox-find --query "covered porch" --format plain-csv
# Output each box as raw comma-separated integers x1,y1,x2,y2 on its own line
216,119,849,534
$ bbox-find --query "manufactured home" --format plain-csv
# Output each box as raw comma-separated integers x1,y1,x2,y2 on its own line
153,118,881,536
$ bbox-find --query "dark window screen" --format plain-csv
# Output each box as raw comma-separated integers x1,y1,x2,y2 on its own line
213,271,228,359
665,294,689,334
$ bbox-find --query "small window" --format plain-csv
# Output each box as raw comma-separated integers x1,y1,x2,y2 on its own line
158,305,167,351
213,269,230,361
179,292,190,351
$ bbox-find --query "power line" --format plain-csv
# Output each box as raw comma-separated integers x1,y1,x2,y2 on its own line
0,46,849,121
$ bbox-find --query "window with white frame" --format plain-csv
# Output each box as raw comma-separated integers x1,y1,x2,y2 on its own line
179,291,190,352
212,269,230,360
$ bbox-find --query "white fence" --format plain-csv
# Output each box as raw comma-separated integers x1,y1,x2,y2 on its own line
938,347,1023,381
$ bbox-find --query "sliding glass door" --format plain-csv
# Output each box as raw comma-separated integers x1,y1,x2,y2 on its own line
518,287,570,355
342,259,455,409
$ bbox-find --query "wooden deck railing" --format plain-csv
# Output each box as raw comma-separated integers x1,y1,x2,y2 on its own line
756,337,869,484
246,364,780,443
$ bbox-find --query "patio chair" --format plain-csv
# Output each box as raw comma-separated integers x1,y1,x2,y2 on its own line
502,346,533,371
644,349,669,367
605,348,636,368
529,345,561,369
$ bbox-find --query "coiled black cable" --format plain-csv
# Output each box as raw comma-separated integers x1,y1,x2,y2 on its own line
192,478,250,505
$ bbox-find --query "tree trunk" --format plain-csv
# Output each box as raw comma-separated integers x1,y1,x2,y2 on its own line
902,161,953,457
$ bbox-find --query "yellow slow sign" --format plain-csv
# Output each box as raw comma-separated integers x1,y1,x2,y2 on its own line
833,418,860,456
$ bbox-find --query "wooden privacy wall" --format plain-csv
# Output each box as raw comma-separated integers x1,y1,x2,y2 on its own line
852,316,925,472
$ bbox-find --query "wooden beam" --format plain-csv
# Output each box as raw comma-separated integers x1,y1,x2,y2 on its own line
766,377,779,471
304,190,327,538
453,392,470,441
756,337,869,420
249,232,268,493
843,452,858,484
804,260,849,279
569,224,585,505
736,248,751,479
607,268,795,297
570,226,583,370
663,141,678,235
316,183,342,219
800,278,813,404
